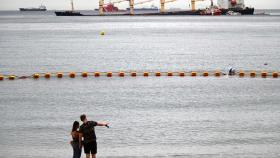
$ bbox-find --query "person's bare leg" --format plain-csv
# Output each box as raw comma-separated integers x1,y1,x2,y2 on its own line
86,154,90,158
92,154,96,158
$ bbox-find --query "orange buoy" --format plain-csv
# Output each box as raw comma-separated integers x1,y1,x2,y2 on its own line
131,72,137,77
155,72,161,77
190,72,197,77
272,72,278,78
261,71,267,78
203,72,209,77
250,71,256,77
214,71,221,77
69,72,76,78
8,75,15,80
119,72,125,77
107,72,112,77
167,72,173,76
57,73,63,78
33,73,40,79
81,72,88,78
94,72,100,77
0,75,4,80
239,71,245,77
45,73,51,79
179,72,185,77
143,72,149,77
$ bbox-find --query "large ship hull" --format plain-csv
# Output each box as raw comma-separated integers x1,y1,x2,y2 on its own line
55,11,83,16
221,7,254,15
19,8,47,11
126,8,159,12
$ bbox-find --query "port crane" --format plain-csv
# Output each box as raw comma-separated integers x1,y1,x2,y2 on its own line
160,0,177,13
190,0,213,11
190,0,204,11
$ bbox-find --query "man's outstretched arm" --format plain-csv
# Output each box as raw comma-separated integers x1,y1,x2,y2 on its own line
97,122,109,127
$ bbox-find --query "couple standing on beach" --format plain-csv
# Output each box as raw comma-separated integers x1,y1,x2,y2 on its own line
71,114,109,158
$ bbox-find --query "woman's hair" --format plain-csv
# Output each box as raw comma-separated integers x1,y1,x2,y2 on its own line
72,121,79,132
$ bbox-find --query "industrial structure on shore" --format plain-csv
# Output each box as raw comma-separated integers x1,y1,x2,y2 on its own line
55,0,254,16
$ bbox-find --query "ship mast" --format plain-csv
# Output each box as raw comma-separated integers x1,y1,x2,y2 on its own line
71,0,74,12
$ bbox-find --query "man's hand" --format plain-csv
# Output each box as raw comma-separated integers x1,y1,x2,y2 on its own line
97,122,109,127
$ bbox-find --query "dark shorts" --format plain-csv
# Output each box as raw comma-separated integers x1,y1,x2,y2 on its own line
84,141,97,154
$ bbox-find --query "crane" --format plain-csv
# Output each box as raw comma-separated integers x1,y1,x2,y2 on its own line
134,0,154,5
190,0,213,11
190,0,205,11
160,0,177,13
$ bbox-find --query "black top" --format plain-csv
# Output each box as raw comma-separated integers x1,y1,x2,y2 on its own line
79,121,98,143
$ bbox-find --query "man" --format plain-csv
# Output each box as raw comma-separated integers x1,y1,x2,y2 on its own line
79,114,109,158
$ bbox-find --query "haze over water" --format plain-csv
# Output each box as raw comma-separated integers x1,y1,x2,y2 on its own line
0,11,280,158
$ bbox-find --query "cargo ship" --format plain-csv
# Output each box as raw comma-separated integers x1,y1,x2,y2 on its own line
55,0,83,16
19,5,47,11
217,0,254,15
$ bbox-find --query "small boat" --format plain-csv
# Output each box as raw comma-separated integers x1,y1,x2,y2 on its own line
19,5,47,11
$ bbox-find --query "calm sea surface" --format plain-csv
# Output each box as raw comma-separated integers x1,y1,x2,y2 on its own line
0,11,280,158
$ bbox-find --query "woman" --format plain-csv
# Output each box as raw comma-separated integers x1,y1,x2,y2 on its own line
71,121,81,158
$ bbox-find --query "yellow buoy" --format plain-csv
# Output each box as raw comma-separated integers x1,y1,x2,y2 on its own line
239,71,245,77
119,72,125,77
45,73,51,79
57,73,63,78
143,72,149,77
81,72,88,78
261,71,267,78
33,73,40,79
69,72,76,78
100,31,105,36
191,72,197,77
272,72,278,78
131,72,137,77
8,75,15,80
167,72,173,76
107,72,112,77
203,72,209,77
250,71,256,77
155,72,161,77
179,72,185,77
94,72,100,77
0,75,4,80
214,71,221,77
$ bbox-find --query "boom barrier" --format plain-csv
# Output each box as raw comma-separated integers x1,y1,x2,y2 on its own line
0,70,279,81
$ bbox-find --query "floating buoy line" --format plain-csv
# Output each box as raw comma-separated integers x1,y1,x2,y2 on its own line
0,70,279,81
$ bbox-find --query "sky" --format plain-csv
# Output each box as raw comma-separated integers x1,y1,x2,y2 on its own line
0,0,279,10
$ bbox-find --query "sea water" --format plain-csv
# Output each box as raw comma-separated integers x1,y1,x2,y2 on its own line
0,11,280,158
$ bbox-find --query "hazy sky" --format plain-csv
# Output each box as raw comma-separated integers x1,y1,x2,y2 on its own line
0,0,279,10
